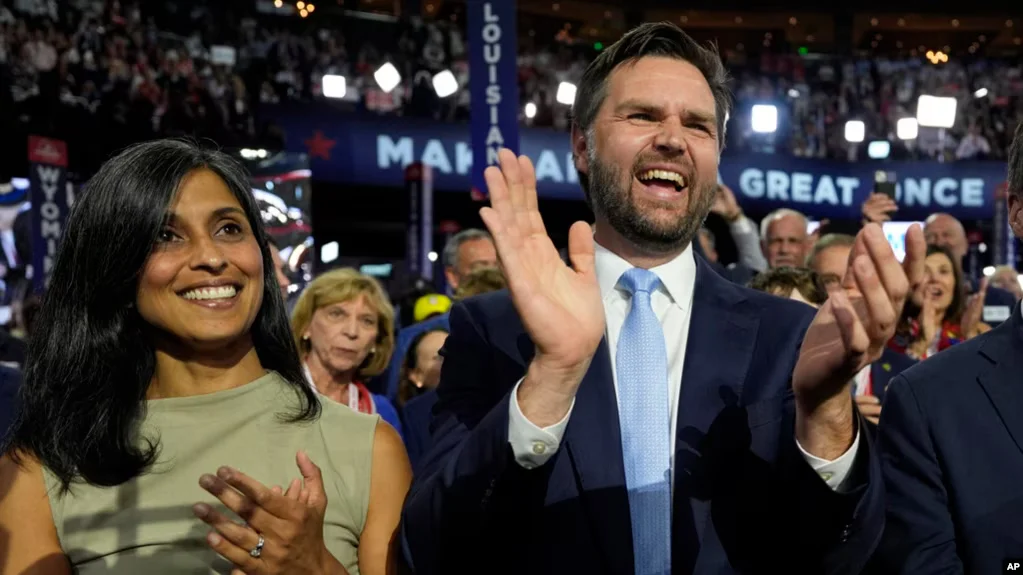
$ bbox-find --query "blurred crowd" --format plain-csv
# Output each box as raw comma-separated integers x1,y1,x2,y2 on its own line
3,0,1021,182
728,53,1023,162
2,4,1023,563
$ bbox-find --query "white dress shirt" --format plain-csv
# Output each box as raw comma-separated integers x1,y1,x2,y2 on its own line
507,242,860,491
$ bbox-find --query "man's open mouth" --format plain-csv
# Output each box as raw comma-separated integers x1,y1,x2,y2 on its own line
636,169,687,192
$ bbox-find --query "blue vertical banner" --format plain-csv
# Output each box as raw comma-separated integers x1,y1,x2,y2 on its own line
405,163,434,280
27,135,71,293
468,0,519,198
993,182,1015,266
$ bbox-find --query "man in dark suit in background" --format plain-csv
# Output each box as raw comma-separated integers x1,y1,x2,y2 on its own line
861,348,916,406
403,23,924,575
852,347,915,436
873,123,1023,573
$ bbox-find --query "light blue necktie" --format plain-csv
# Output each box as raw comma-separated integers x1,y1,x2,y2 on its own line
616,268,672,575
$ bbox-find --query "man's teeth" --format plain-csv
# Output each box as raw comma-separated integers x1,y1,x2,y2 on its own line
637,169,686,188
182,286,237,300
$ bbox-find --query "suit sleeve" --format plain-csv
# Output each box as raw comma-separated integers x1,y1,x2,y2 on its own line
401,302,552,574
771,307,883,574
776,408,885,575
873,374,964,574
712,307,884,575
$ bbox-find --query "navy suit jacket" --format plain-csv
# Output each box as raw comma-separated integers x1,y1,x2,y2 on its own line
870,348,917,404
857,348,916,441
401,389,438,472
874,303,1023,573
402,256,884,575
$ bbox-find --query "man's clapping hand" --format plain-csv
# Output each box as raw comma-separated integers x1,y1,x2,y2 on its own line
478,149,605,427
792,223,925,458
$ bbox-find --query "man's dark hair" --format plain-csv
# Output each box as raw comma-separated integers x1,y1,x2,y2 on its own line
572,22,732,194
1009,121,1023,197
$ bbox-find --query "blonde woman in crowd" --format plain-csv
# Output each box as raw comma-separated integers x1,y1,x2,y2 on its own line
291,268,404,435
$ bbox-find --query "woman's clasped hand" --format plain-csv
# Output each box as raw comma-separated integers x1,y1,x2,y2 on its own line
193,451,348,575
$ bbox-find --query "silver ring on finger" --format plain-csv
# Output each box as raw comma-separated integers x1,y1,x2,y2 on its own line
249,534,265,558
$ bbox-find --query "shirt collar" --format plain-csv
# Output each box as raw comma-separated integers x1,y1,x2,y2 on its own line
594,241,696,310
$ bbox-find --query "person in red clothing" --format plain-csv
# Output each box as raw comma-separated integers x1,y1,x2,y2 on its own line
888,245,990,361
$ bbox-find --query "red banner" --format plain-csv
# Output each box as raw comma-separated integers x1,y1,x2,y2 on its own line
27,136,68,168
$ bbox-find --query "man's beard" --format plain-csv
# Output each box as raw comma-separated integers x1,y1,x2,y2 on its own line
586,151,716,255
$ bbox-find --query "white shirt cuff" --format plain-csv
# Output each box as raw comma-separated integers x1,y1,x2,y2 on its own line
507,377,574,469
797,428,861,492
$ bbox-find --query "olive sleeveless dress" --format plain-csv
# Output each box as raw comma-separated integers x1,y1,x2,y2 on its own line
42,371,378,574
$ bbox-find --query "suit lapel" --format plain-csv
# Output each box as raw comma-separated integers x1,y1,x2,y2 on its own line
675,259,758,432
976,305,1023,456
509,330,631,572
563,338,633,573
673,258,759,572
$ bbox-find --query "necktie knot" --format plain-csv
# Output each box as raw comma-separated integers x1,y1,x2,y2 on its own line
619,268,662,296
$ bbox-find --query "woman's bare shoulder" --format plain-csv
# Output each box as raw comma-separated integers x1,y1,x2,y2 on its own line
0,452,71,574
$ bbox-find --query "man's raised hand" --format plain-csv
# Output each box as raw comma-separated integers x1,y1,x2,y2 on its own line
479,149,605,425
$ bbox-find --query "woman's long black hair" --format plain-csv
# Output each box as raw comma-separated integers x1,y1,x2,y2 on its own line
2,139,319,491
